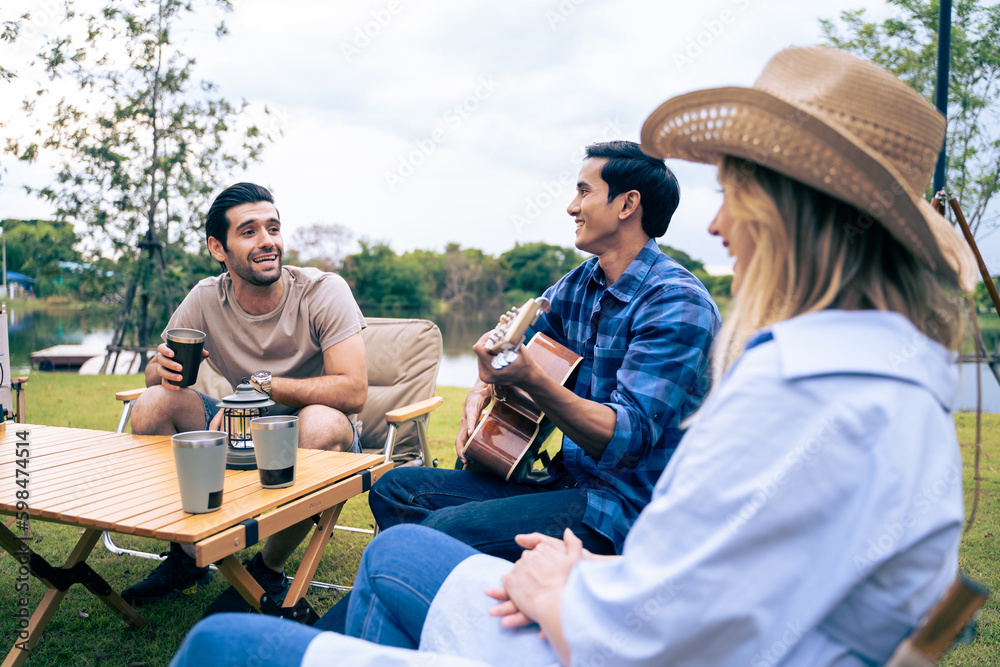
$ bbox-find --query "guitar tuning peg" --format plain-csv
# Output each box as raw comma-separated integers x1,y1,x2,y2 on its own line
535,297,551,313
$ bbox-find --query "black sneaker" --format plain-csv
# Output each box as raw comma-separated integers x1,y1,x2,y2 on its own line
121,542,212,605
202,551,289,617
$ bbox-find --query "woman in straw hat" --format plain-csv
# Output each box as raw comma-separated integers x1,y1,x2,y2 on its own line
169,46,977,667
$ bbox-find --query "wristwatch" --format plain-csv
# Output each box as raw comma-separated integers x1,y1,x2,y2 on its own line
249,370,272,397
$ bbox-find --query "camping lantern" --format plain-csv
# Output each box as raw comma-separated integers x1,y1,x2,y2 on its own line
217,381,274,470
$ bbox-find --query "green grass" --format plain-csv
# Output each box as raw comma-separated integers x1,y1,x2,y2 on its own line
0,375,467,666
1,374,997,665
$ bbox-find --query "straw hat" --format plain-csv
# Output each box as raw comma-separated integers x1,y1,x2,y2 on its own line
640,45,977,291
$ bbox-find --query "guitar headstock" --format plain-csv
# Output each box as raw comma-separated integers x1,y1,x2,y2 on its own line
484,297,551,353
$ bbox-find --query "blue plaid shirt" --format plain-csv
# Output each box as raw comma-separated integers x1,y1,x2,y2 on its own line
531,239,720,552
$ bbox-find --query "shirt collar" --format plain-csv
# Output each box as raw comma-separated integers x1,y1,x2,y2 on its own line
588,238,660,303
766,310,958,410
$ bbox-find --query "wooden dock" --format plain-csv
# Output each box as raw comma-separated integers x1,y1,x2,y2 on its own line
30,345,146,373
30,345,101,371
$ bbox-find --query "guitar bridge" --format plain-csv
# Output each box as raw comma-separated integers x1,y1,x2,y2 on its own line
491,384,510,403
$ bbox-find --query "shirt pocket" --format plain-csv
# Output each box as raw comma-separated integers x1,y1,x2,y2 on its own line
591,343,627,400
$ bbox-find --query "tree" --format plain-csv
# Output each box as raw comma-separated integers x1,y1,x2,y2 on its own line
0,17,19,83
0,16,22,187
499,243,583,297
292,223,354,270
341,241,434,312
442,244,504,311
4,0,274,351
405,248,448,297
7,0,272,251
76,256,129,304
821,0,1000,234
1,218,82,297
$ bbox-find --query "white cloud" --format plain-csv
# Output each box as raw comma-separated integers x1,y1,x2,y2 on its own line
8,0,993,272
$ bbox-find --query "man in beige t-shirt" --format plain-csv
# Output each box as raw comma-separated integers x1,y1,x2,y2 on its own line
122,182,368,617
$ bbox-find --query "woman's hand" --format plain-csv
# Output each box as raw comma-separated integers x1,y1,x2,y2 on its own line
486,529,584,628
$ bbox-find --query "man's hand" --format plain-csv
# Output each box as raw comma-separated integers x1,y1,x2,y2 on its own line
148,342,209,389
208,408,225,431
455,381,492,462
473,333,540,389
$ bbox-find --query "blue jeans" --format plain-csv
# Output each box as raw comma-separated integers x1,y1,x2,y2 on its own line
169,613,320,667
170,525,475,664
369,467,615,561
342,524,476,648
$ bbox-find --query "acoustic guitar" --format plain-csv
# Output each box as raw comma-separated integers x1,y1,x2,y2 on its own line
462,297,582,481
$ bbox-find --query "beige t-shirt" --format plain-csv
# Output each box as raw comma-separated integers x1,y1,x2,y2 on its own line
164,266,366,413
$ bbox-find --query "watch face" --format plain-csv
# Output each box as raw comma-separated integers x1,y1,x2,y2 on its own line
251,371,271,395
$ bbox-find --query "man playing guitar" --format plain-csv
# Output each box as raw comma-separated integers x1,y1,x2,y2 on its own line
370,140,720,560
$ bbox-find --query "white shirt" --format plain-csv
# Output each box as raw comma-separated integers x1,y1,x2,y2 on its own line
559,310,962,666
305,310,964,666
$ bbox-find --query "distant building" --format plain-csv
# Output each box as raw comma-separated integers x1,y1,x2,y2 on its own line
5,271,35,299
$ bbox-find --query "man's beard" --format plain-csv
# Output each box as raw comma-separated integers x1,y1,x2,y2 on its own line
229,251,282,286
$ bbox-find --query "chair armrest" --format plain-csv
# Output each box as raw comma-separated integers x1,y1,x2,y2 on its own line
116,388,147,402
385,396,443,423
910,576,988,659
886,575,989,666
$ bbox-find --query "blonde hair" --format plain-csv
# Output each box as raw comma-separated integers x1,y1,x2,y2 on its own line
714,156,965,377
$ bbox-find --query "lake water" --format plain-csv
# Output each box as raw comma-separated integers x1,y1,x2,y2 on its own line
8,305,1000,409
6,305,483,388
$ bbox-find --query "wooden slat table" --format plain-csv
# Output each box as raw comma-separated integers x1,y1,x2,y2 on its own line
0,423,392,667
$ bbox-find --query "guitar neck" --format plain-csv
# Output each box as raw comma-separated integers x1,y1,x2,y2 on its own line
485,297,549,353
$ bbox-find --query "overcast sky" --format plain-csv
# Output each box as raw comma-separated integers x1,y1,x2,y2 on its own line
8,0,974,276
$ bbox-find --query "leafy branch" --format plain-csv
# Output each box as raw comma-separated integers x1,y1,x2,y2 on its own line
822,0,1000,235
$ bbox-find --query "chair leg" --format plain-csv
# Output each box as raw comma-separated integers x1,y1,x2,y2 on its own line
101,531,219,570
332,525,375,535
415,417,438,468
116,400,135,434
381,424,399,464
381,419,438,468
101,531,161,560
